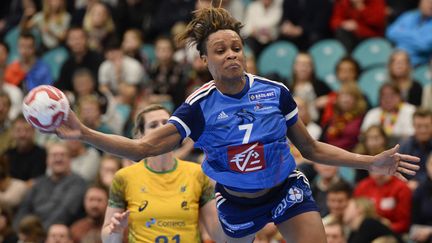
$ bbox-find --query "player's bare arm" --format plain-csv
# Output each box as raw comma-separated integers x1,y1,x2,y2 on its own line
287,118,419,180
56,109,182,161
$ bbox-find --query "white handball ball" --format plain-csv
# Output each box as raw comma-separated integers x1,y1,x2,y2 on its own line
22,85,69,132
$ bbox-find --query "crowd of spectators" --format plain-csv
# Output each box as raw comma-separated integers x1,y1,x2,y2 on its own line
0,0,431,242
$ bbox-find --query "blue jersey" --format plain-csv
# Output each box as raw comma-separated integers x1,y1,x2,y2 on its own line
168,73,298,191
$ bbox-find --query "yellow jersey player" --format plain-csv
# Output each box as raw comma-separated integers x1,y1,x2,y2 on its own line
101,105,223,242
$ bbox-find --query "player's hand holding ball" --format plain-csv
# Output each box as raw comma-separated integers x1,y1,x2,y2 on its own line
22,85,82,139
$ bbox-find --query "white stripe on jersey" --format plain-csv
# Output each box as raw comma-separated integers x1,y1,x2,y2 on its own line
251,74,291,92
188,85,217,105
185,81,215,104
169,116,191,137
285,107,298,121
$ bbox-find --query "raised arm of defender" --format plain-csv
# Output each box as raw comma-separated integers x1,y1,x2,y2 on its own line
56,109,182,161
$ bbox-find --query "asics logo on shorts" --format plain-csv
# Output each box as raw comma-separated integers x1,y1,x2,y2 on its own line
272,186,304,219
219,216,255,232
215,192,226,209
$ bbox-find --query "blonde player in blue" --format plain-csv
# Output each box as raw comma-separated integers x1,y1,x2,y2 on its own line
54,7,419,243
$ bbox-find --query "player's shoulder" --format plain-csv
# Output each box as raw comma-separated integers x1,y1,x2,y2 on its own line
249,73,290,92
185,80,217,105
116,161,144,177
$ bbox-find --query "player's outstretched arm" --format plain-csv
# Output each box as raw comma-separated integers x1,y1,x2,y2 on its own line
287,119,420,181
56,109,182,161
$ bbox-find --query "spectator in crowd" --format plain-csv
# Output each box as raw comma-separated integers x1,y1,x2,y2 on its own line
322,180,353,225
331,0,386,52
76,95,113,134
98,39,144,95
421,60,432,110
353,125,389,183
294,96,322,140
22,0,71,50
343,198,402,243
5,115,46,186
242,0,283,56
17,215,46,243
95,155,122,188
0,207,18,243
0,41,23,121
56,27,104,92
399,108,432,189
386,0,420,24
354,173,412,234
17,0,40,34
319,57,363,126
45,224,73,243
322,82,366,151
4,32,53,92
361,82,415,140
14,142,87,230
70,185,108,243
0,154,27,212
121,28,146,65
290,52,332,122
386,0,432,66
185,51,213,97
312,163,348,217
66,139,101,182
83,2,116,52
410,154,432,243
387,50,423,106
148,0,194,39
323,219,347,243
0,91,12,155
279,0,333,50
70,0,99,27
69,68,108,112
147,36,187,110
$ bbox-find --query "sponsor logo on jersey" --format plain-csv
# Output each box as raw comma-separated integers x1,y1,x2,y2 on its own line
138,200,148,212
146,218,187,228
228,142,266,173
181,201,189,210
253,102,272,111
217,111,229,120
146,218,156,228
180,185,187,192
272,186,304,219
249,89,276,102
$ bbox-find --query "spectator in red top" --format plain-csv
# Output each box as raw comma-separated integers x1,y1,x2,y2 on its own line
354,174,412,234
330,0,386,52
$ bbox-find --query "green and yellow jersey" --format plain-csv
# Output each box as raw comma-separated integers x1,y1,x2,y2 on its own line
109,159,214,243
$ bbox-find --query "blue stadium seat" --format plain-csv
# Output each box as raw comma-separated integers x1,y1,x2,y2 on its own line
309,39,346,90
42,46,69,81
140,44,156,67
358,67,388,107
257,41,298,81
413,64,431,87
352,38,393,70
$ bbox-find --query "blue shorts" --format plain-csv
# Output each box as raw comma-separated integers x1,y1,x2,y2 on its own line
215,170,319,238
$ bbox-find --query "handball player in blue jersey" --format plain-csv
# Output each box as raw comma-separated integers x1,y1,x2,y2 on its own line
55,7,420,243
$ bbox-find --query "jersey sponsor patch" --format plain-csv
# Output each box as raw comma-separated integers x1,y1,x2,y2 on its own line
272,186,304,219
227,142,266,173
248,89,276,102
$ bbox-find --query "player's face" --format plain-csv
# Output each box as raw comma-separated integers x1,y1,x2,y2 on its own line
203,30,245,83
143,109,170,136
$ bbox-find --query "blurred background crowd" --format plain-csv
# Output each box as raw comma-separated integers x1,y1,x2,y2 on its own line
0,0,431,242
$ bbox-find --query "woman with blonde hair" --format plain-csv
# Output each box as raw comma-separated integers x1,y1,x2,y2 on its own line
24,0,71,49
83,2,116,52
